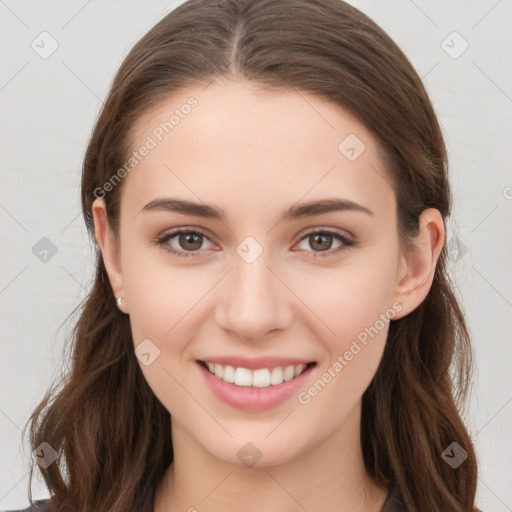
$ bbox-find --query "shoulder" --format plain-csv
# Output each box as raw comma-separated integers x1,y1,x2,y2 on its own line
2,499,52,512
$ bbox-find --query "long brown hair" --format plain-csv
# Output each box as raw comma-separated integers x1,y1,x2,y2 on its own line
24,1,480,510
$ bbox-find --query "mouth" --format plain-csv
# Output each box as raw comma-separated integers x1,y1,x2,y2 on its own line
197,360,317,389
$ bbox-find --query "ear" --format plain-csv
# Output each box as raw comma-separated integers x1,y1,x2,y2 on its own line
392,208,445,320
92,198,128,314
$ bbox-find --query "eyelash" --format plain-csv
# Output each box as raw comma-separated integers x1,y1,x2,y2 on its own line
153,227,356,260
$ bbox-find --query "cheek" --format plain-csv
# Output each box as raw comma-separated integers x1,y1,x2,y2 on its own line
120,234,211,338
123,253,208,415
288,244,399,406
289,243,399,343
293,266,396,416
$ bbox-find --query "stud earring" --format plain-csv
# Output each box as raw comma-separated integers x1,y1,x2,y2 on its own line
116,297,123,308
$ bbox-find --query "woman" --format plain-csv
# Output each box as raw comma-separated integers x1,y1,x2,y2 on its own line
13,0,481,510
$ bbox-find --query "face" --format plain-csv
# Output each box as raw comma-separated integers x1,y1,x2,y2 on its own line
93,78,442,468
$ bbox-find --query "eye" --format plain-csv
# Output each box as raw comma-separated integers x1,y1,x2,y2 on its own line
294,229,355,259
154,228,215,258
153,227,355,259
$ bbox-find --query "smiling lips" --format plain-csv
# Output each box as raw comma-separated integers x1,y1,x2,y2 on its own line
197,357,317,410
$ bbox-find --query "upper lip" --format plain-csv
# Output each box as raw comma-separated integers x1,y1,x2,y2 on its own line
197,356,316,371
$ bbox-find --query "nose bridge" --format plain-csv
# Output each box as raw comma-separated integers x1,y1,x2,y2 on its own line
215,236,292,340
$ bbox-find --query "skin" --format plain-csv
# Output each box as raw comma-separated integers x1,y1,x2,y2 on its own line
93,78,444,512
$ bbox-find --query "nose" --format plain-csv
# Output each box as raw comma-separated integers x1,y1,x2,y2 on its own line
214,247,293,342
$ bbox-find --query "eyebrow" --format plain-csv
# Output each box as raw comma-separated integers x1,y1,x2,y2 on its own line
141,196,374,222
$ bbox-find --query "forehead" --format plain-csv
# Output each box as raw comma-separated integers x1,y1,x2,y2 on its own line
122,79,395,223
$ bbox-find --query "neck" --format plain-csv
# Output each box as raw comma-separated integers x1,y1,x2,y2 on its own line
154,403,388,512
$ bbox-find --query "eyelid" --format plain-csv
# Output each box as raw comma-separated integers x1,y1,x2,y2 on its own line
298,225,354,241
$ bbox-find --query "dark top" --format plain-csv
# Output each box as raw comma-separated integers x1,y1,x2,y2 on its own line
4,483,406,511
2,500,51,512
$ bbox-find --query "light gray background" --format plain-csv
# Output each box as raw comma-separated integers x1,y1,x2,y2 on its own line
1,1,511,510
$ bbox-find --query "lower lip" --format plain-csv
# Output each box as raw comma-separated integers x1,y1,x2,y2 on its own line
196,361,316,411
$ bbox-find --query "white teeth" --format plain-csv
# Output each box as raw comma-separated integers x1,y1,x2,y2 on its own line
252,368,271,388
270,366,283,385
295,363,306,377
203,361,311,388
283,365,295,381
234,367,252,386
222,364,235,383
214,363,223,378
